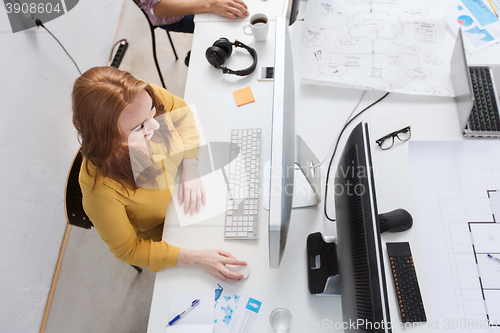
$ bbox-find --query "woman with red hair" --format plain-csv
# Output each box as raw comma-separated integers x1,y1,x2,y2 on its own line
72,66,245,279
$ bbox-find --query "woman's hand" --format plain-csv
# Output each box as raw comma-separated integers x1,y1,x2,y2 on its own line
177,248,247,281
178,159,206,215
210,0,249,19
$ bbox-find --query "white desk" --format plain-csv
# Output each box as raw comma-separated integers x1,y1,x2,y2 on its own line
147,8,500,333
148,20,345,333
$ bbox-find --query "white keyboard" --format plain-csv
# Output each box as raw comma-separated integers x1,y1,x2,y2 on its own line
224,128,261,239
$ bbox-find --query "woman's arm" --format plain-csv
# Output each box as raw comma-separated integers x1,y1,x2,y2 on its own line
83,189,180,271
150,83,199,160
178,248,247,280
152,0,249,19
178,158,206,215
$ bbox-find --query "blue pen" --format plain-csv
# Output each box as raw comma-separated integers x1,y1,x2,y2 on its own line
487,254,500,263
167,299,200,327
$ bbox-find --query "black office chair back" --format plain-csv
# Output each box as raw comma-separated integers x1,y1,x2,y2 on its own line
65,148,93,229
131,0,179,89
64,147,143,273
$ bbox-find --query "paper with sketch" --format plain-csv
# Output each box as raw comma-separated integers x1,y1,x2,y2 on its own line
213,281,267,333
301,0,455,96
166,291,214,333
169,105,228,227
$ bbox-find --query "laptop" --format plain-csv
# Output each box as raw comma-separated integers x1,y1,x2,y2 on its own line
452,29,500,137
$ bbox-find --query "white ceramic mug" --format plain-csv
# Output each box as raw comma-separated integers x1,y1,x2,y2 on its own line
243,13,269,42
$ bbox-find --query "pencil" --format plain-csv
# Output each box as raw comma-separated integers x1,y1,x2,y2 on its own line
487,0,499,18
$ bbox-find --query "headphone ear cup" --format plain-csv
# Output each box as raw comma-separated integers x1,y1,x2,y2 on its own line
213,38,233,57
205,46,227,68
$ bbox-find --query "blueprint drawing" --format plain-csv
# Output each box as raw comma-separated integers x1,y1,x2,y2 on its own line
301,0,455,96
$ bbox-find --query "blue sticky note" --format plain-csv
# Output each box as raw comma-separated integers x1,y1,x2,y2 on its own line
245,298,262,314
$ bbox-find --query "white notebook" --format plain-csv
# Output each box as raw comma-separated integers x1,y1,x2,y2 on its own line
166,291,214,333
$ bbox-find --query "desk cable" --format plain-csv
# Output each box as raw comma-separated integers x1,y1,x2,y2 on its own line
35,19,82,75
323,92,390,222
311,91,367,171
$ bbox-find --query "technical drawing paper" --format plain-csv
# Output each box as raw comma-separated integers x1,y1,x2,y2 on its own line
301,0,455,96
410,140,500,331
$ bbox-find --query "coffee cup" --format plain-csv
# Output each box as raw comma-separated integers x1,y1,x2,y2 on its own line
243,13,269,42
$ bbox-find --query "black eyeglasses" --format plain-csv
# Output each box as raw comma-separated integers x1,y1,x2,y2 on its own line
375,126,411,150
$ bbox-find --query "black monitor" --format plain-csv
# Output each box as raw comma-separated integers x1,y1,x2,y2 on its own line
334,122,391,332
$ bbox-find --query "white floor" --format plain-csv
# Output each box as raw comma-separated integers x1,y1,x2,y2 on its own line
44,1,193,332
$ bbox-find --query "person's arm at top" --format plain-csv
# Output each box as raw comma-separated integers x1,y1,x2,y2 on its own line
152,0,249,19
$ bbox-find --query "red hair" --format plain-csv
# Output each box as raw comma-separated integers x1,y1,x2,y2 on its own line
72,66,170,189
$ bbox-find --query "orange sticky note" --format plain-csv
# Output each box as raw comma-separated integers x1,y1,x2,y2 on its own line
233,86,255,106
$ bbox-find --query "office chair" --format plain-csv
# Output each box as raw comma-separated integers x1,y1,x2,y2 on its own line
64,147,143,273
132,0,179,89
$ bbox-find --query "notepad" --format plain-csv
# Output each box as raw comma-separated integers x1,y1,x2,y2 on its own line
233,87,255,106
166,291,214,333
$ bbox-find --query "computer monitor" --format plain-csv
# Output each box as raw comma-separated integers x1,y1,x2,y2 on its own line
334,122,391,332
268,15,295,269
282,0,301,26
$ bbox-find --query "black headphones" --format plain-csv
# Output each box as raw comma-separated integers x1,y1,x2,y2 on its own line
205,38,258,76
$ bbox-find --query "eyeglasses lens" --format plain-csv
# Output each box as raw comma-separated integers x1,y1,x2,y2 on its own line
379,136,394,150
396,128,411,142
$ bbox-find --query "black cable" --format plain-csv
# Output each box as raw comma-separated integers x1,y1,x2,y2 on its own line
35,19,82,75
324,92,390,222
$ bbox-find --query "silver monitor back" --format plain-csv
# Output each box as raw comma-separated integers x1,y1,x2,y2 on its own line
282,0,301,26
268,15,296,269
451,29,474,131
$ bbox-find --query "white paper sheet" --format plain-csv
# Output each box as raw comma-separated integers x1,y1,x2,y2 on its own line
445,1,500,54
166,291,214,333
170,169,228,227
213,281,267,333
168,105,228,227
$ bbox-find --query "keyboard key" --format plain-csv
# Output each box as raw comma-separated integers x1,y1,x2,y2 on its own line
468,67,500,132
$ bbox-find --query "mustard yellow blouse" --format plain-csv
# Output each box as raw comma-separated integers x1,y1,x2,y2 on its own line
79,83,200,272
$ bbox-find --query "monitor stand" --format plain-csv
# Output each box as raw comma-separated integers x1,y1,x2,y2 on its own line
306,232,341,296
306,210,413,296
263,135,321,210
